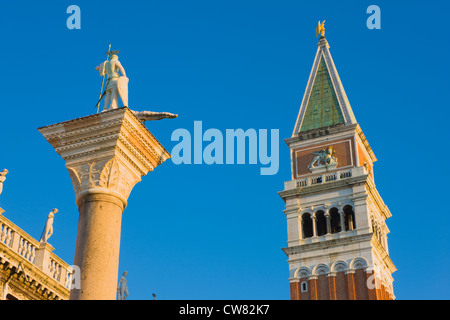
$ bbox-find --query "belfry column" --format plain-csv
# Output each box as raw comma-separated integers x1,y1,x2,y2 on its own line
38,107,171,300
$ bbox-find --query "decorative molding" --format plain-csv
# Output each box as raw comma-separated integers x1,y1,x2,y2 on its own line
312,263,330,276
0,246,70,300
294,266,311,279
331,260,348,273
345,268,355,275
38,107,171,206
67,158,141,206
349,257,368,270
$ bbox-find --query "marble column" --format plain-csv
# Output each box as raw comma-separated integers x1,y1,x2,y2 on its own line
298,214,304,240
325,212,331,234
38,107,171,300
312,215,317,237
339,211,346,233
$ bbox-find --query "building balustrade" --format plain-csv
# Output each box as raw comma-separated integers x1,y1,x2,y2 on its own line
0,215,73,289
295,168,354,188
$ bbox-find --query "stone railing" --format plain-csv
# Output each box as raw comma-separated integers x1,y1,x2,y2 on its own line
0,214,73,290
286,166,367,190
0,218,37,263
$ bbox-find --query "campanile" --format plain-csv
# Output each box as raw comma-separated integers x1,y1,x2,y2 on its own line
279,28,396,300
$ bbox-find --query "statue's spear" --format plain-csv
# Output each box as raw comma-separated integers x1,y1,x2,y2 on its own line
95,45,120,113
96,44,111,113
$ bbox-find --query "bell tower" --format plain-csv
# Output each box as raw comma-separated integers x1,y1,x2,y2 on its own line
279,29,396,300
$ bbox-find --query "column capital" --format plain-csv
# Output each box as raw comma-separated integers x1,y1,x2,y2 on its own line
345,268,356,275
38,107,171,207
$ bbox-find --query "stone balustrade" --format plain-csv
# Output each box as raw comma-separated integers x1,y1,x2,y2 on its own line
284,166,367,190
296,168,353,188
0,214,73,290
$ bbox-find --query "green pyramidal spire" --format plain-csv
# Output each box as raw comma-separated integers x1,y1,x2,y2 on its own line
292,36,357,137
300,57,344,132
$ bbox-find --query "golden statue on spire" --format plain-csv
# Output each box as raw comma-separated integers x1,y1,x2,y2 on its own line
316,20,326,37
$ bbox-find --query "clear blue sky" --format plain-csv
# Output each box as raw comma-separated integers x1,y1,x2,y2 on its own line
1,0,449,300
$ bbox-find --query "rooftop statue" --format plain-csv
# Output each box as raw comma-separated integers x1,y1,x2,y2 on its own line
39,208,58,243
95,46,178,122
0,169,8,196
316,20,326,38
117,271,129,300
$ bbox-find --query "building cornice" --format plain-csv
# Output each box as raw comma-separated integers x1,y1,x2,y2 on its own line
0,245,70,300
0,214,71,300
282,232,373,257
286,123,356,147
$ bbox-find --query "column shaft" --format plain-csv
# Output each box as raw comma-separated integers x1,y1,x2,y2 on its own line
339,211,346,232
69,193,124,300
299,216,304,240
325,213,331,234
312,216,317,237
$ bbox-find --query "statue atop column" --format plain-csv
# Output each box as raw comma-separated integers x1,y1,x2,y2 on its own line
39,47,177,299
96,51,128,111
39,208,58,243
117,271,129,300
95,47,178,122
0,169,8,196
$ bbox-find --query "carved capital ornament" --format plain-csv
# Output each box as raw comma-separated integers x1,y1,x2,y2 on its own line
38,107,171,207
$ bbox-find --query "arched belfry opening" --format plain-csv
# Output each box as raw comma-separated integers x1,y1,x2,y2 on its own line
315,210,327,236
343,205,356,231
330,207,341,233
302,213,313,238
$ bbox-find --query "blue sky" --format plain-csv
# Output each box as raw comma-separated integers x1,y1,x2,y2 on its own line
0,0,449,299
